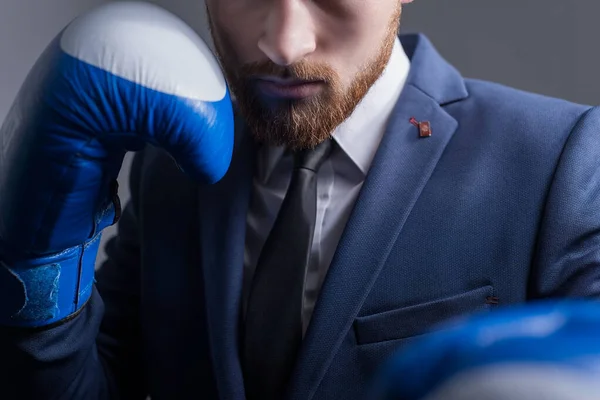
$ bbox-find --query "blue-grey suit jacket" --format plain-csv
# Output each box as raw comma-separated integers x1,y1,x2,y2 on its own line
3,33,600,400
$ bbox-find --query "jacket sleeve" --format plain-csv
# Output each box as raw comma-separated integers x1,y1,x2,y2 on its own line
530,106,600,299
0,151,148,400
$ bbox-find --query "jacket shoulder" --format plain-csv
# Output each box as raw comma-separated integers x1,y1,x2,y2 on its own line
447,79,594,156
440,79,598,183
461,79,592,132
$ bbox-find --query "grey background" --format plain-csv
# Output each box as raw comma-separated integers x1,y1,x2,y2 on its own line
399,1,599,105
1,0,599,264
0,0,109,124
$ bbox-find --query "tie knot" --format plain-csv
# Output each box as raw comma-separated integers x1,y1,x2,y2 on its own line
293,139,332,172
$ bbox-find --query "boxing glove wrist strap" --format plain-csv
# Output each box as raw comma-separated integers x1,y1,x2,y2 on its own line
0,234,101,328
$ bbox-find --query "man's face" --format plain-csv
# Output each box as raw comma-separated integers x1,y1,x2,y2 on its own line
206,0,409,150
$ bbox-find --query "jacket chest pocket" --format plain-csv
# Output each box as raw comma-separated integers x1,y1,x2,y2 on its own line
354,285,494,345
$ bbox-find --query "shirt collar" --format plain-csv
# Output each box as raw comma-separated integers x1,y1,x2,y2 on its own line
258,37,410,181
332,37,410,175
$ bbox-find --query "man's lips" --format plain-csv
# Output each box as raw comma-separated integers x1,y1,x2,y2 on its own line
254,77,324,99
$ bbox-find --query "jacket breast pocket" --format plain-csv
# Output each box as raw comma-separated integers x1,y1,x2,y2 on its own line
354,285,494,345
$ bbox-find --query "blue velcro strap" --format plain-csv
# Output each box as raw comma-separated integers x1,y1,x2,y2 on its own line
0,234,100,327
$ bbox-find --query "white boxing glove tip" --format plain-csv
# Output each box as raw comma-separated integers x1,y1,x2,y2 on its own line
60,1,227,103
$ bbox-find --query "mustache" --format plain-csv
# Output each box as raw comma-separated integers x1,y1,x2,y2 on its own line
238,60,338,84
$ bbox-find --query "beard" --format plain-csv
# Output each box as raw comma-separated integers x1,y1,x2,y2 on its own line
207,6,401,150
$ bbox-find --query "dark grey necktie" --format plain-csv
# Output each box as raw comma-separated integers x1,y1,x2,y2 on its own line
243,139,333,400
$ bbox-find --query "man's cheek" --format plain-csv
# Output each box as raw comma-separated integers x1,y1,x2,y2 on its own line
216,24,256,63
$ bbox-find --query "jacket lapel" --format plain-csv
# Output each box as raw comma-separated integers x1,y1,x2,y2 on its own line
288,34,469,399
198,114,255,400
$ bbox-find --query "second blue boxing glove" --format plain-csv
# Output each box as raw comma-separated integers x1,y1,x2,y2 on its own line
371,301,600,400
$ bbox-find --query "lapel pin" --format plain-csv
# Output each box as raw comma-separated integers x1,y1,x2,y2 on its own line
410,117,432,138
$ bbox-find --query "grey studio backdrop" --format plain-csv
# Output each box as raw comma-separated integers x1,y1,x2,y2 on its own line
0,0,599,266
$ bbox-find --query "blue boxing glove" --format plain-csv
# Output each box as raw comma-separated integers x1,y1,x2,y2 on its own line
0,2,233,327
371,301,600,400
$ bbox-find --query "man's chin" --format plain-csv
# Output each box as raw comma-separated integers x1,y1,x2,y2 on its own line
248,123,332,151
232,96,329,149
252,97,303,114
245,116,332,150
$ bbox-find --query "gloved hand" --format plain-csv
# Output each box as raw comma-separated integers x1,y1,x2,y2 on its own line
0,2,234,327
370,301,600,400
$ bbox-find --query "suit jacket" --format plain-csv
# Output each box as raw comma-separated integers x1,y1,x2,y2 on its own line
3,33,600,400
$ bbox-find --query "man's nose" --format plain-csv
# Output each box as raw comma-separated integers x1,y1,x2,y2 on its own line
258,0,316,66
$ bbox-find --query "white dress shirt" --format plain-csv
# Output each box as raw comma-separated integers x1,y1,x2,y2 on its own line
243,38,410,334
